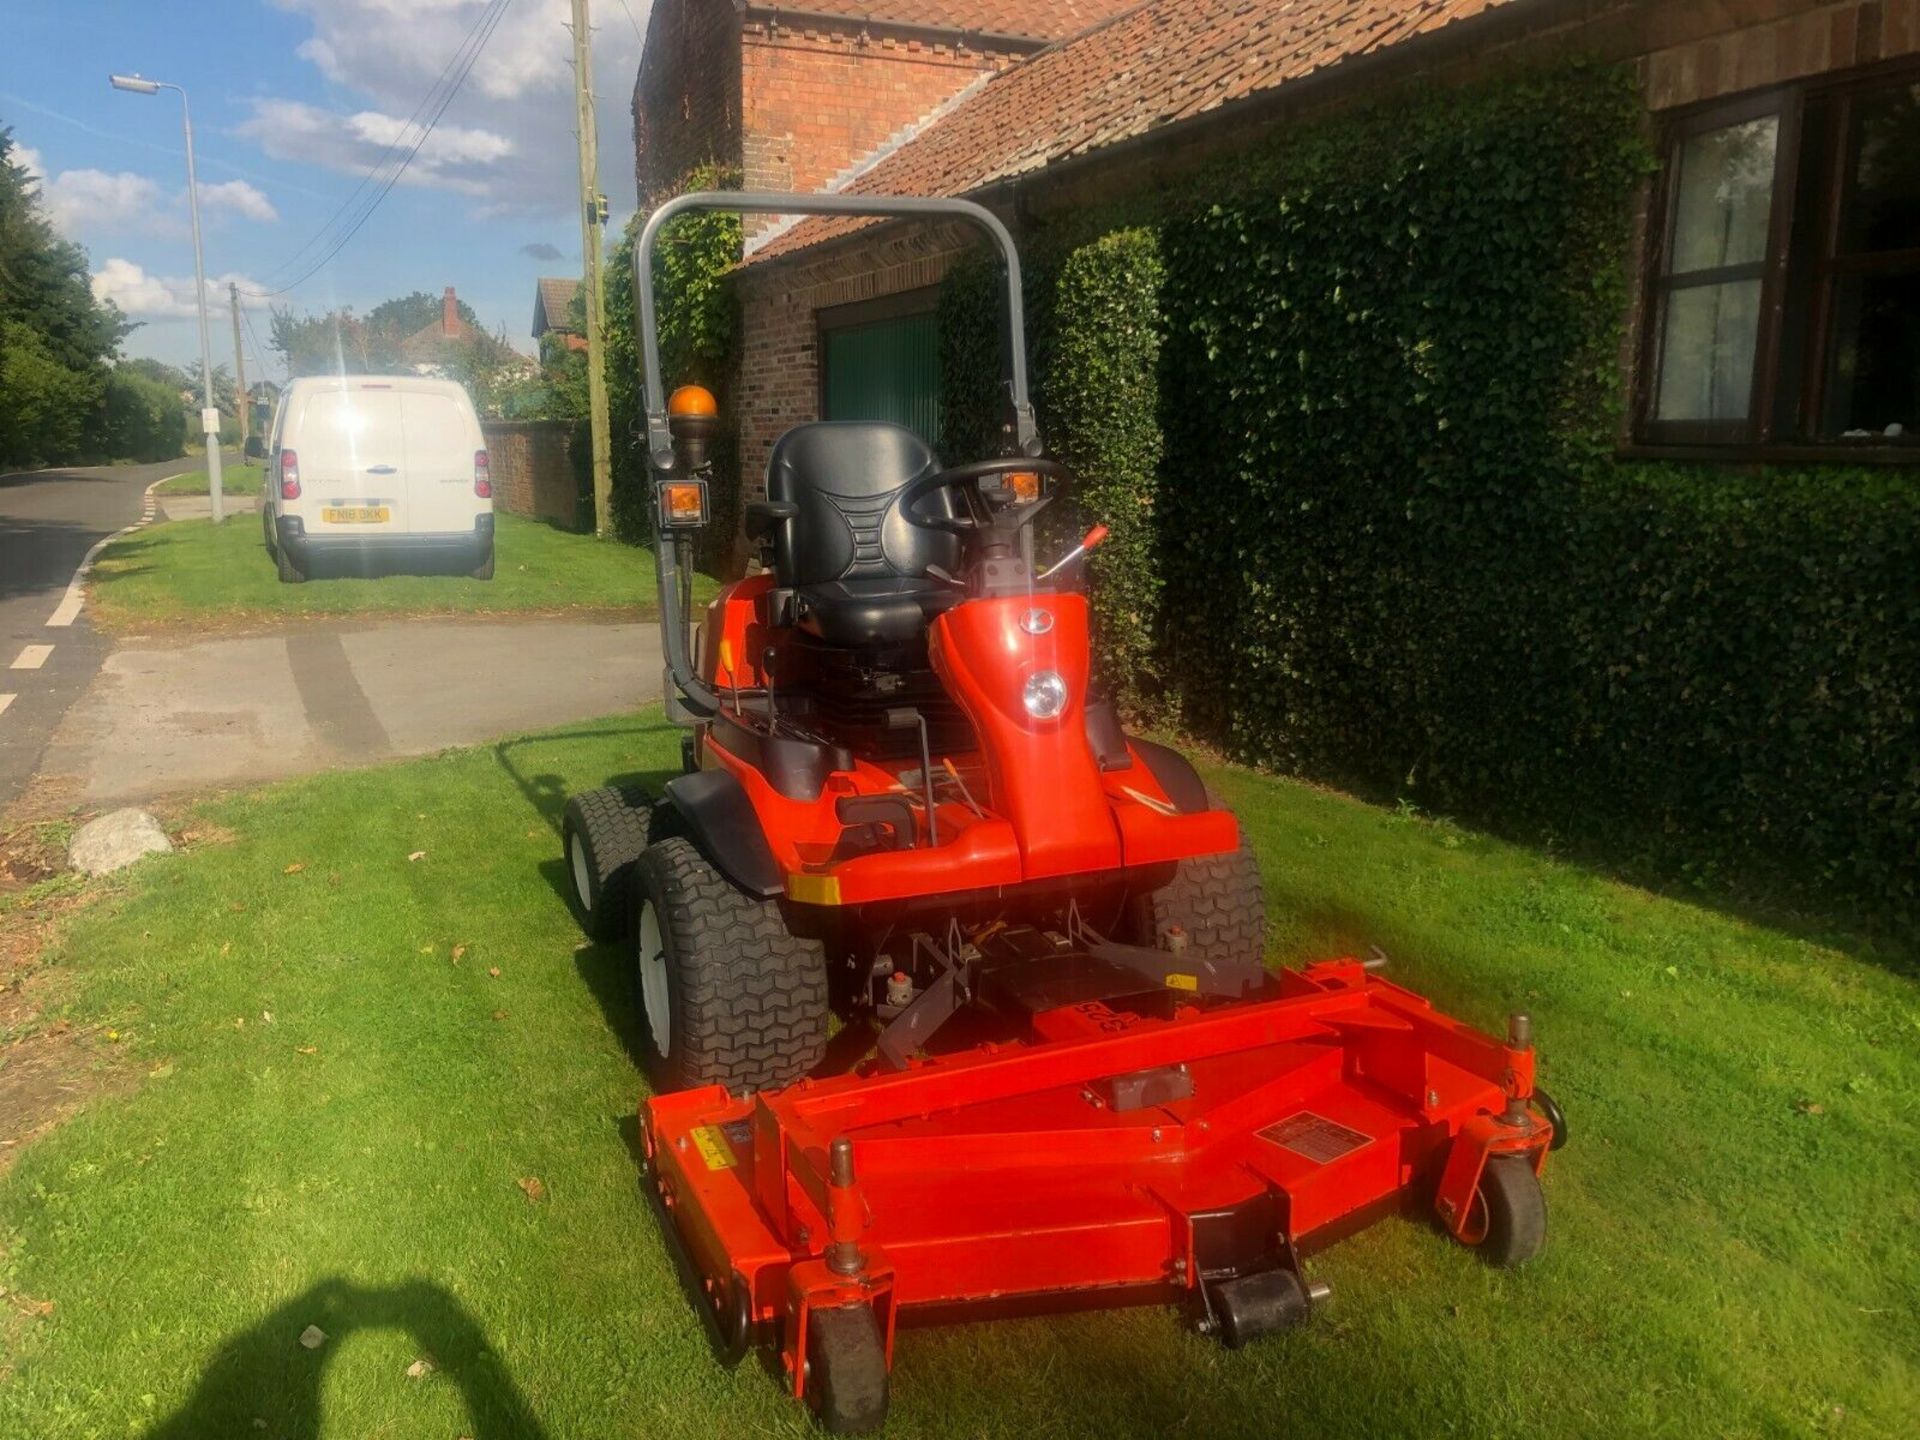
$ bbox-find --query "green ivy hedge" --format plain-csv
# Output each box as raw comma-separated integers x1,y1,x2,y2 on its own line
937,61,1919,925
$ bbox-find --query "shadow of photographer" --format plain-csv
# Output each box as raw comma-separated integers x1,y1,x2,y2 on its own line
141,1277,550,1440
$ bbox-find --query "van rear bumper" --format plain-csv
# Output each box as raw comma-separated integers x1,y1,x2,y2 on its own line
278,514,492,572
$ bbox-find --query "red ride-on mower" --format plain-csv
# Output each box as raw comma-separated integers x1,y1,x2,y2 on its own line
560,192,1564,1433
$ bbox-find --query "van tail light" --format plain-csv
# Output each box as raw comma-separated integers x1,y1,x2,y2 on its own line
279,449,301,500
473,449,491,498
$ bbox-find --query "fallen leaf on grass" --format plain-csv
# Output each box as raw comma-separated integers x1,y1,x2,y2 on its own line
452,944,467,962
1793,1098,1825,1115
105,1029,120,1042
296,1046,317,1056
298,1324,327,1350
488,967,500,979
419,945,435,955
408,851,426,862
405,1356,435,1380
232,1017,246,1029
261,1011,273,1025
283,863,305,875
220,941,231,956
491,1010,508,1021
517,1176,546,1203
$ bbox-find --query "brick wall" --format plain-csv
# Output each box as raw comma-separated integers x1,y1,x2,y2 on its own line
738,19,1018,236
633,0,741,201
481,420,583,531
732,220,978,510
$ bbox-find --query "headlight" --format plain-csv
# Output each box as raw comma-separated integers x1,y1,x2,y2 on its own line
1022,670,1068,720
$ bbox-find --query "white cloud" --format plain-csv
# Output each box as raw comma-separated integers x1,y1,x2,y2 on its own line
237,99,510,197
92,258,271,319
40,168,165,234
13,145,45,181
24,157,278,238
198,179,280,223
251,0,642,216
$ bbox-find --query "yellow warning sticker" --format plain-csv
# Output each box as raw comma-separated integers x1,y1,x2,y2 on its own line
690,1125,737,1171
1165,972,1199,992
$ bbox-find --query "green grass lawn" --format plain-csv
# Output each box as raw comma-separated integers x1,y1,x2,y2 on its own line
153,461,266,496
87,513,696,630
0,719,1913,1438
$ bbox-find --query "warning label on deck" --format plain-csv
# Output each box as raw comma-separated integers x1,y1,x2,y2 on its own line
1259,1111,1372,1165
690,1125,738,1171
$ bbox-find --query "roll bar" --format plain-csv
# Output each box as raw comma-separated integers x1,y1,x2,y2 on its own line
633,191,1043,722
634,191,1039,468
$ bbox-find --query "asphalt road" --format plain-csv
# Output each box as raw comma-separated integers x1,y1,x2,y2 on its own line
0,456,208,811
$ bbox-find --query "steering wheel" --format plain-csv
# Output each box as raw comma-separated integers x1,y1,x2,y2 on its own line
900,457,1070,537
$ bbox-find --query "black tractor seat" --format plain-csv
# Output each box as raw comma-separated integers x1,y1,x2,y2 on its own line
755,422,962,649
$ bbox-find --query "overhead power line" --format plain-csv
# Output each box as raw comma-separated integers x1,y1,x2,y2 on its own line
242,0,515,300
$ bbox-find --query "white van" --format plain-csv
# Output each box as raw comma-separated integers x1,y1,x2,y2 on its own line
262,376,494,582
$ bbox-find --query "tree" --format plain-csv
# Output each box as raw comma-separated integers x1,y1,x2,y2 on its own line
99,364,185,462
0,124,130,466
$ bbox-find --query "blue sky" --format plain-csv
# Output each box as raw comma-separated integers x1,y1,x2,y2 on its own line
0,0,649,376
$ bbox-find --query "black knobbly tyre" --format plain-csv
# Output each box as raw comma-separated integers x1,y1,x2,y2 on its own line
471,545,495,580
275,539,306,584
1463,1155,1547,1268
1133,825,1266,967
633,836,829,1095
562,786,654,941
806,1303,889,1435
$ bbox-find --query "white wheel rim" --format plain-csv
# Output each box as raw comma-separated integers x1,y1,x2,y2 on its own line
569,832,593,911
637,899,672,1059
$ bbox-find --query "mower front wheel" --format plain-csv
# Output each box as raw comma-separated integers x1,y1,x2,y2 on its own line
562,786,654,941
633,837,828,1095
806,1303,889,1435
1460,1155,1547,1268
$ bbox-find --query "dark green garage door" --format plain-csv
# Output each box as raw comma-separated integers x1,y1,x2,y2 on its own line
821,309,942,446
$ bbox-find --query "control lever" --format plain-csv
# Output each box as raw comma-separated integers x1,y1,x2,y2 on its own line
1037,524,1110,582
885,707,939,846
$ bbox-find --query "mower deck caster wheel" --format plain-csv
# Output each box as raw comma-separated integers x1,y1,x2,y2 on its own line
562,786,653,941
1461,1155,1547,1268
1205,1269,1318,1350
806,1304,888,1434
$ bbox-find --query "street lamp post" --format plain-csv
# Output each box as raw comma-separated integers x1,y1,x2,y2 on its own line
109,73,225,524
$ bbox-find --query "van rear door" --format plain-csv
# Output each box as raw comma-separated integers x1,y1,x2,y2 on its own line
400,389,479,536
295,384,408,537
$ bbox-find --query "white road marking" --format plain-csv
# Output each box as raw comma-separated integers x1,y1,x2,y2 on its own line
11,645,53,671
45,472,184,627
0,694,14,717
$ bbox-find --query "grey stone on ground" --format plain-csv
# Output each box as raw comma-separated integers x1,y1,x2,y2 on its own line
67,808,173,875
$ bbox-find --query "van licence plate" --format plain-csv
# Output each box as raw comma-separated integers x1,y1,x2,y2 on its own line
322,506,390,524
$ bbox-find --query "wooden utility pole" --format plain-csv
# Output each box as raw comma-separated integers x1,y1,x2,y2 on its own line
228,282,249,453
569,0,614,537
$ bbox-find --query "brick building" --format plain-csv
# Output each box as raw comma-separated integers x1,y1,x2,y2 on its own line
717,0,1920,490
631,1,1137,230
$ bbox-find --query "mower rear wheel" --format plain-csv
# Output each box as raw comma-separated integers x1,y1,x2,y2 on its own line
1132,826,1265,967
633,837,828,1095
562,786,654,942
806,1303,889,1435
1462,1156,1547,1268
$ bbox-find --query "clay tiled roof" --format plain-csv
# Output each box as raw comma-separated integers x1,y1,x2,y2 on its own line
748,2,1140,43
751,0,1524,262
534,277,581,337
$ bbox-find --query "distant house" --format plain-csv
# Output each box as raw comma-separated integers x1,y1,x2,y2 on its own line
532,277,586,354
400,286,520,376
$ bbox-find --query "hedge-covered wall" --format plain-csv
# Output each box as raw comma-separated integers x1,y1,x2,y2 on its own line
939,62,1920,926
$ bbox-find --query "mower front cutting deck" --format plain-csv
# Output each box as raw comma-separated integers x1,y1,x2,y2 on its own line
642,958,1554,1431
